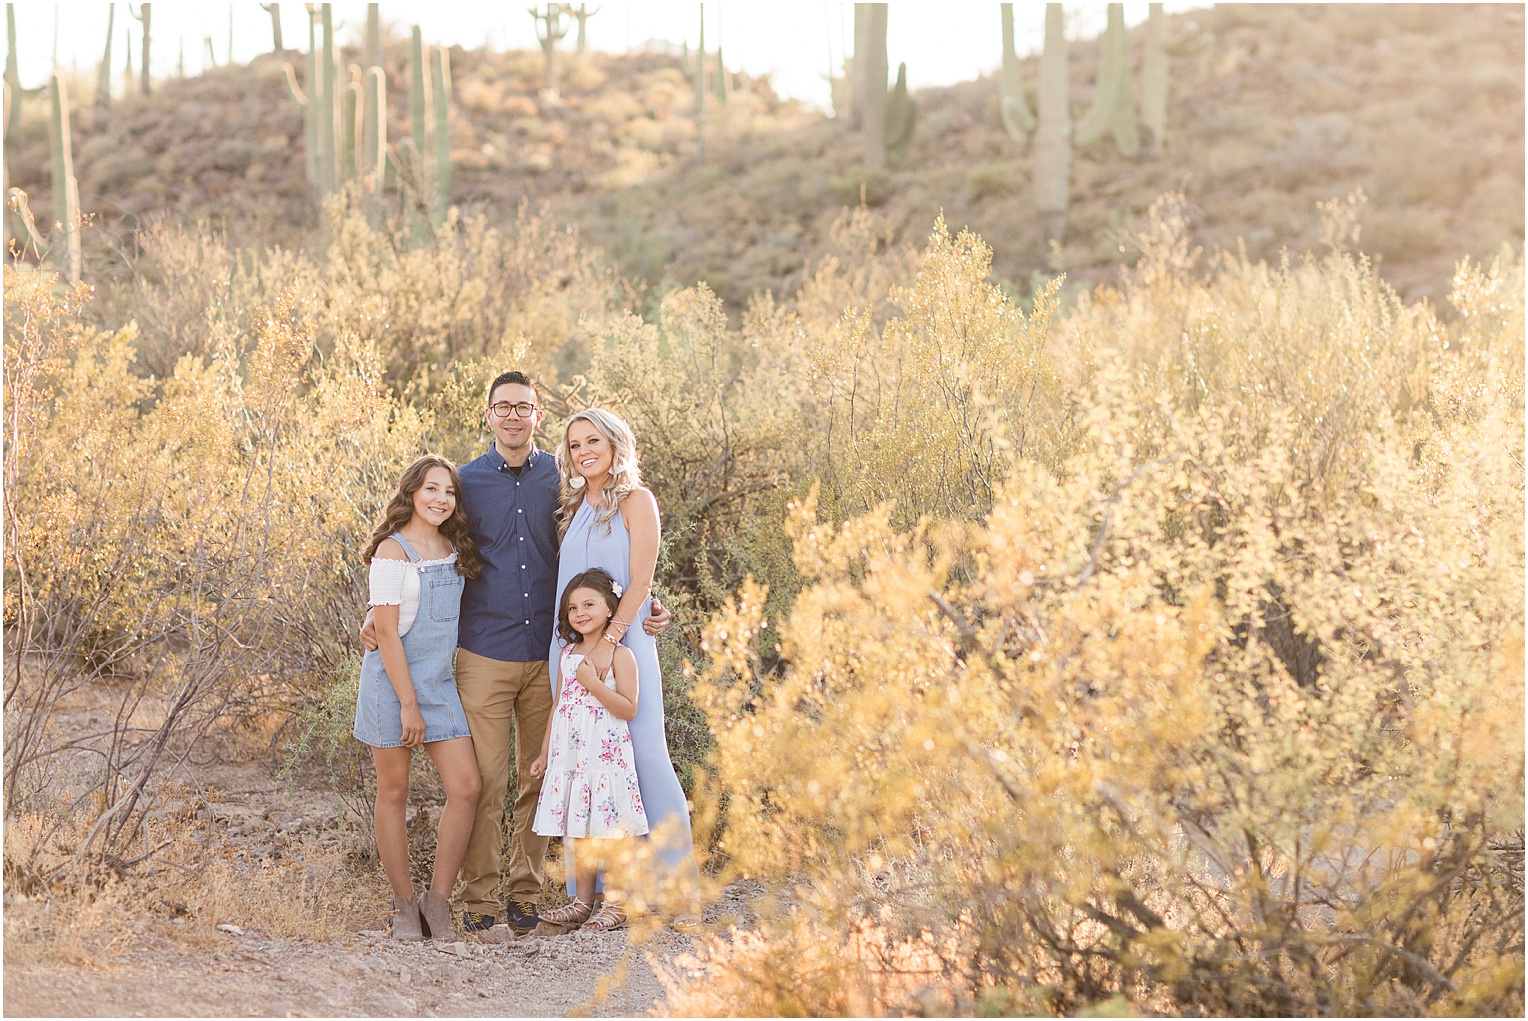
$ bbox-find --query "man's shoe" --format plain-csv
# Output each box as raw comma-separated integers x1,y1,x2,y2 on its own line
462,910,497,933
505,899,541,933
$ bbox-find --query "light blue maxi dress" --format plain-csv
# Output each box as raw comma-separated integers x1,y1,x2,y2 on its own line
551,498,701,904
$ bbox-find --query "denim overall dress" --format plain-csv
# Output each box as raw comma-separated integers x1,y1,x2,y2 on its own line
352,533,472,748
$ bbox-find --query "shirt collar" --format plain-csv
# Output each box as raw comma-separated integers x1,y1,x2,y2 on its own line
489,443,543,472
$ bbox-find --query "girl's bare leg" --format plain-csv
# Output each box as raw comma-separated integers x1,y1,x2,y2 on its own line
422,736,482,898
371,746,415,899
574,839,601,905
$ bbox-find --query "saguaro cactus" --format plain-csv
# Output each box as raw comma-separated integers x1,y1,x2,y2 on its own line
48,71,80,281
1032,3,1069,237
850,3,868,130
431,47,451,225
860,3,887,169
364,4,380,69
317,4,339,192
854,5,915,169
97,5,115,107
694,6,706,119
999,3,1034,143
569,4,599,54
531,4,568,101
1074,3,1138,156
5,6,21,129
260,3,282,52
1140,2,1168,154
409,25,430,175
130,4,150,96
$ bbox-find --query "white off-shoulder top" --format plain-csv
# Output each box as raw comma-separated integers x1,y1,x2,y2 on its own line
368,552,458,637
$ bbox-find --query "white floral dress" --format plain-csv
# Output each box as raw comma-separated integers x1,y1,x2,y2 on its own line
533,647,649,839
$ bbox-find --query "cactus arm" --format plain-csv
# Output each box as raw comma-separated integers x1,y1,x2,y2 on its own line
999,3,1035,142
365,66,386,203
1074,3,1124,147
885,61,916,165
283,62,307,104
341,78,359,183
713,45,727,104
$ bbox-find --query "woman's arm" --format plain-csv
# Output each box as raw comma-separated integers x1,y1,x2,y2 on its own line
585,488,661,676
578,647,638,722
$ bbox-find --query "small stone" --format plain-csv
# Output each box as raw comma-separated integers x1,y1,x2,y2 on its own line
477,924,518,945
399,968,411,984
447,941,468,957
217,923,245,936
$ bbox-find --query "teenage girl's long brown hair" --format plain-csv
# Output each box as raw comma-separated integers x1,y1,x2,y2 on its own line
361,454,483,579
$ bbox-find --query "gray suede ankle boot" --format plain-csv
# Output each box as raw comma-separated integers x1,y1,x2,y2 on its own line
390,892,423,942
417,890,454,940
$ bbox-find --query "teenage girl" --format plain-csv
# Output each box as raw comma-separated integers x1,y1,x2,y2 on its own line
530,568,649,931
353,454,484,942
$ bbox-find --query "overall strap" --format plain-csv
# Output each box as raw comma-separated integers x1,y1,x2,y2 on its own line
390,532,424,563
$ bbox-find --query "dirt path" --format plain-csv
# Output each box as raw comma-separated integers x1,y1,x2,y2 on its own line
4,924,702,1017
3,695,735,1018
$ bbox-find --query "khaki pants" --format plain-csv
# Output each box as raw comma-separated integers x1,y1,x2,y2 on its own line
455,649,552,914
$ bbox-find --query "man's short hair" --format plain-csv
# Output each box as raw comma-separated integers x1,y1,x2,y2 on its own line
487,370,537,404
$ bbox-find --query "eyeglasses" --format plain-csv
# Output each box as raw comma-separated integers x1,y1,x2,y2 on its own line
488,401,539,419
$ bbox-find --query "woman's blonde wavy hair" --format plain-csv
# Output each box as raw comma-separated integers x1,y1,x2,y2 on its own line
556,407,643,540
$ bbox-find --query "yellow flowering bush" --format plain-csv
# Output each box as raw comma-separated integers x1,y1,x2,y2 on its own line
676,222,1524,1015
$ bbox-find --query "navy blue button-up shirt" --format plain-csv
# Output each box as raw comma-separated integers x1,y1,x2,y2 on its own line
457,444,561,662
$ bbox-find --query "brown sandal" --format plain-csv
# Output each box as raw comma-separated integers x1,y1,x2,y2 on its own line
579,901,628,931
534,898,592,935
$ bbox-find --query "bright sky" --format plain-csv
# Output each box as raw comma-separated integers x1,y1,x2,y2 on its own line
14,2,1204,110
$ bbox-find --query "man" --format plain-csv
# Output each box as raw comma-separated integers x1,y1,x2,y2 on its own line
363,370,670,934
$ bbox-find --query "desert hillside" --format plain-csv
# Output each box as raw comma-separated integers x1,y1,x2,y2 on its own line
4,3,1521,307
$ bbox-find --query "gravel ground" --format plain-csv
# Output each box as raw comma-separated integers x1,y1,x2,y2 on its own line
4,923,703,1018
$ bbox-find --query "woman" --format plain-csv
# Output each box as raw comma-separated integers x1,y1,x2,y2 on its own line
546,407,702,932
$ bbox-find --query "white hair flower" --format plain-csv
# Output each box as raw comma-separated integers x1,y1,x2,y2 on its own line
611,580,623,597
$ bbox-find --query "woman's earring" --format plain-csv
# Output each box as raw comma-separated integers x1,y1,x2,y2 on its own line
569,474,585,489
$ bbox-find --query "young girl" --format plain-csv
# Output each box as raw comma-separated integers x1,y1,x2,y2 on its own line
530,568,649,931
353,454,484,942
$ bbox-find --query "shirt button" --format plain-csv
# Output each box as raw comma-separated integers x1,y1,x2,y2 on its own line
523,593,529,597
525,620,530,624
517,509,523,514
